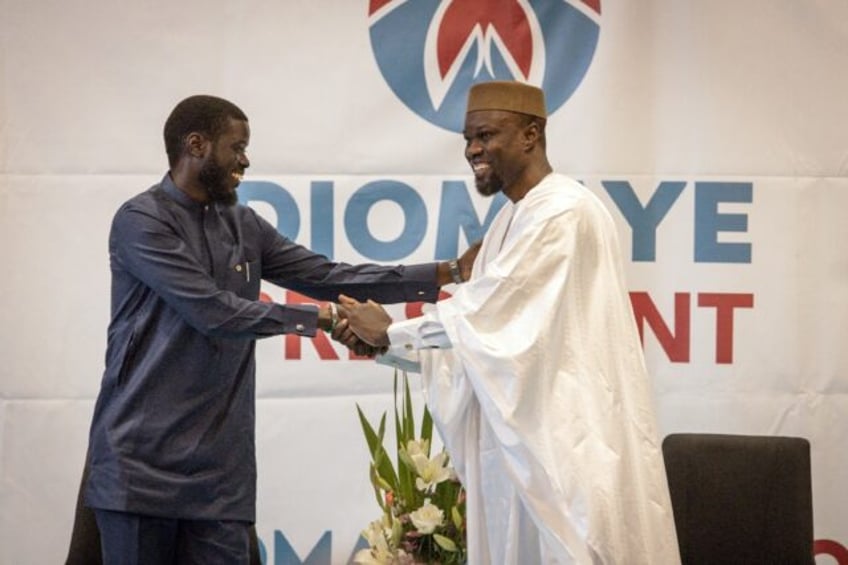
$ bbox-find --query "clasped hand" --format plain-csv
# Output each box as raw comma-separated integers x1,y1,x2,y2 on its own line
329,297,392,357
327,240,480,357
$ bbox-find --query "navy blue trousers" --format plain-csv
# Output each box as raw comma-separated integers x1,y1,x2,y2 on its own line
93,509,251,565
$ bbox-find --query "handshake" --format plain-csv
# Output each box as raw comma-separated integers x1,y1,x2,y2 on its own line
317,241,481,357
318,295,393,357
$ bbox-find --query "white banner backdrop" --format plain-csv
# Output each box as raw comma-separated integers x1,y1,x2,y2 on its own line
2,1,847,563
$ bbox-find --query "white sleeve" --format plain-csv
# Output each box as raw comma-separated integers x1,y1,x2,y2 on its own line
375,312,454,373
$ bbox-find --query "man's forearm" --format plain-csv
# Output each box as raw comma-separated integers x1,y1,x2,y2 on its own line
435,240,481,286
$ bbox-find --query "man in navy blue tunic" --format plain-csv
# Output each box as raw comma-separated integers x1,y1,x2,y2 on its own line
82,95,474,564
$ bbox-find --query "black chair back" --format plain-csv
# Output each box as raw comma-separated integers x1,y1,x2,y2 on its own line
662,433,814,565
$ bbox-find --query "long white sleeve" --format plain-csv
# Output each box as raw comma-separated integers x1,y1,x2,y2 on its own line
377,314,453,373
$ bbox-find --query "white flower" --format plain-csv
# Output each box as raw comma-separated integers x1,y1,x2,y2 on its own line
353,543,409,565
361,519,388,548
402,440,451,491
411,450,452,492
354,519,395,565
352,548,380,565
409,499,444,534
405,438,429,458
352,548,392,565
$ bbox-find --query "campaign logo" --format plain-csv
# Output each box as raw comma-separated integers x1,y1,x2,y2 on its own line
368,0,601,132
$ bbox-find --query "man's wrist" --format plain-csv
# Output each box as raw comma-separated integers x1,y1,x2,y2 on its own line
328,302,339,333
317,303,339,332
448,258,463,284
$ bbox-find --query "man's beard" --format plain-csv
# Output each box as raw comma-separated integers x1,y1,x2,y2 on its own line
199,157,238,206
476,172,503,197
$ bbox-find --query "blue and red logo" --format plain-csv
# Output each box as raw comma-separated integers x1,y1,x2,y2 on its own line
368,0,601,132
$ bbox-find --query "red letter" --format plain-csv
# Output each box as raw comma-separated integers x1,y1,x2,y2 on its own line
629,292,690,363
697,293,754,364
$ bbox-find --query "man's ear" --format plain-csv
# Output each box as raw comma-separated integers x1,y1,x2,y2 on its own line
522,121,541,151
185,132,209,159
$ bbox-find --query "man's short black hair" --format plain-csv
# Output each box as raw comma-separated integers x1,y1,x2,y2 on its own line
164,95,248,167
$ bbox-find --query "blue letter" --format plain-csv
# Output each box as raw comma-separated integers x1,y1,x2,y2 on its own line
346,535,370,563
273,530,332,565
434,180,506,259
603,180,686,262
310,181,334,259
694,182,752,263
239,181,300,239
345,180,427,261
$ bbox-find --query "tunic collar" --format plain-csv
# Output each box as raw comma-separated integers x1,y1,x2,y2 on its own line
161,172,205,209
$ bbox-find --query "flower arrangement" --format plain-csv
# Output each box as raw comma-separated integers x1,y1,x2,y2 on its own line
354,371,467,565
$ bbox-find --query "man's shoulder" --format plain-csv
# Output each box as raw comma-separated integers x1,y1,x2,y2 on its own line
541,173,589,195
528,174,590,209
527,173,615,226
117,183,165,212
111,183,180,236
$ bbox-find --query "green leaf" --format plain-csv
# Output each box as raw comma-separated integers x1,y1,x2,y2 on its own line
356,404,399,490
429,473,458,511
403,372,415,441
368,465,384,510
451,505,463,529
433,533,458,552
356,404,382,457
393,371,418,507
421,404,434,455
391,516,403,546
397,459,414,509
375,475,394,493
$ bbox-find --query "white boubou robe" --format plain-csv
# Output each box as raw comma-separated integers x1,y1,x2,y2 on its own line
384,174,681,564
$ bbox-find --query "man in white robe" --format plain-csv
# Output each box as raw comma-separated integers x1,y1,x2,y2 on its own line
340,81,680,564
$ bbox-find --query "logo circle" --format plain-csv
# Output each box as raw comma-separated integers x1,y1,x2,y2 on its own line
368,0,601,132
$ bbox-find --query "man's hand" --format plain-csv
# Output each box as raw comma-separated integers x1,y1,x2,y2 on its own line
330,306,387,357
338,294,393,347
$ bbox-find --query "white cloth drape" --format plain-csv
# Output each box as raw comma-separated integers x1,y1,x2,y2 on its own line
386,174,680,564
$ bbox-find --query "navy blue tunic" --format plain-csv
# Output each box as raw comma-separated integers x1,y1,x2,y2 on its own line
85,174,439,521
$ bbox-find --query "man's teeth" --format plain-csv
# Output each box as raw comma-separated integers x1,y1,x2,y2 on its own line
232,171,244,181
472,163,489,172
